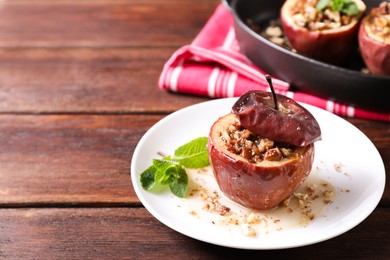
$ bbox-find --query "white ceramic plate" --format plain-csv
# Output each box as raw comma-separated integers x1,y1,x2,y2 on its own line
131,98,385,250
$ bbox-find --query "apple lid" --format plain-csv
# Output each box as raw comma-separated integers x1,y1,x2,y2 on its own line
232,90,322,147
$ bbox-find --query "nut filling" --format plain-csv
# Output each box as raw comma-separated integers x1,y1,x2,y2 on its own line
366,1,390,44
291,0,358,31
220,122,297,164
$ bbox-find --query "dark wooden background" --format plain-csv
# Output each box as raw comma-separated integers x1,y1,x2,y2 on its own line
0,0,389,258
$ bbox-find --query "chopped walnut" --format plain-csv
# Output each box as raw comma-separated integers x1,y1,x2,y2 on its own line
189,210,197,216
306,184,317,193
241,224,257,237
265,26,283,37
282,197,291,207
198,189,231,216
247,213,262,224
221,123,298,164
269,37,286,45
216,204,231,216
263,147,283,161
324,190,334,198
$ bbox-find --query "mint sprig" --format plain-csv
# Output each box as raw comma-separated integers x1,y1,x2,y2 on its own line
173,137,211,168
139,137,209,198
316,0,359,16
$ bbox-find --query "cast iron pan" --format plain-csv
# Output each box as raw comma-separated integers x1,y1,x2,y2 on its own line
224,0,389,112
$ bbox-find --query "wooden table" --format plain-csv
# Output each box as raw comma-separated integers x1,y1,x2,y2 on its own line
0,0,389,258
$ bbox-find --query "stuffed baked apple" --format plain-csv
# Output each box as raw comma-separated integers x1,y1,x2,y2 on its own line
208,77,321,210
358,1,390,75
280,0,366,64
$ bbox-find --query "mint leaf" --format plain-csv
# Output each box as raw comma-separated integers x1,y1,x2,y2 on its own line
139,136,210,198
153,159,177,184
169,167,188,198
174,137,209,168
316,0,359,16
341,0,359,16
140,166,157,190
316,0,331,10
332,0,343,11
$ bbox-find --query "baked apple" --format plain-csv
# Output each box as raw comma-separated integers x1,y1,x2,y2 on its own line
208,82,321,210
358,1,390,75
280,0,366,64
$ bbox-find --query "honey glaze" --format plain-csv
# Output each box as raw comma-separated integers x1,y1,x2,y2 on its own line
184,167,335,237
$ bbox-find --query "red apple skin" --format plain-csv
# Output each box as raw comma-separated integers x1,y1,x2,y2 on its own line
280,0,365,64
232,90,321,147
358,19,390,76
208,114,315,210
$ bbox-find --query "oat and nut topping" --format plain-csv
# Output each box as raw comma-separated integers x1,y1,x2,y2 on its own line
291,0,358,31
366,2,390,43
220,122,296,164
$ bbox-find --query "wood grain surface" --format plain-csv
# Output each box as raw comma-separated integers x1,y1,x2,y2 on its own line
0,208,389,259
0,0,388,258
0,0,217,47
0,114,161,206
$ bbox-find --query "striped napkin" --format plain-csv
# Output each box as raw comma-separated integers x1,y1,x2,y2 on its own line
159,4,389,121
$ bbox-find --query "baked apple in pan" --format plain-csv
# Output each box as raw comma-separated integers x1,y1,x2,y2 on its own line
208,79,321,210
280,0,366,64
358,1,390,75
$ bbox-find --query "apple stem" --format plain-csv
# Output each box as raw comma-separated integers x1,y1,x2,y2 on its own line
265,75,278,110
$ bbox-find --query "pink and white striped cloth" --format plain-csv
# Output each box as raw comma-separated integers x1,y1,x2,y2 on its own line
159,4,389,121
